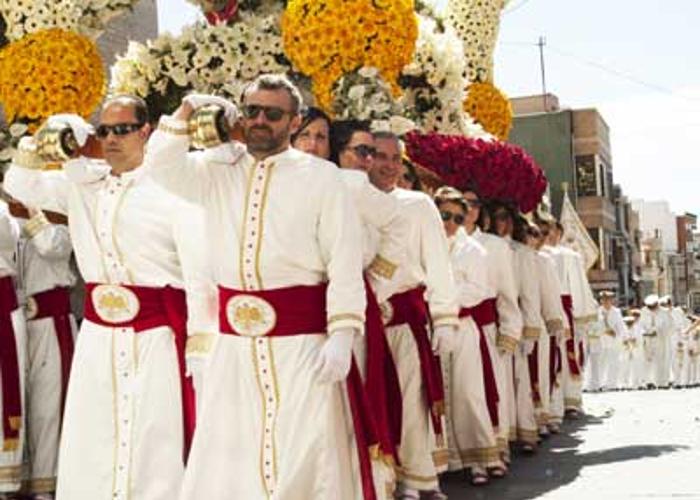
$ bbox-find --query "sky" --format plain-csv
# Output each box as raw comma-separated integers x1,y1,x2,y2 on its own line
157,0,700,215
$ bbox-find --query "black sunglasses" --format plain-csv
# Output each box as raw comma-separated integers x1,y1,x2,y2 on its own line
347,144,377,159
440,211,465,225
242,104,292,122
464,198,481,208
95,122,144,139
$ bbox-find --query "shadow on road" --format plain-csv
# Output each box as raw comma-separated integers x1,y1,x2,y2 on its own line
440,413,689,500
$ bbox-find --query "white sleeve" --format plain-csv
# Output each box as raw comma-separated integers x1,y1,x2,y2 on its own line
25,216,72,261
517,248,543,341
4,153,70,215
417,197,459,328
495,243,523,352
319,169,366,334
539,254,566,336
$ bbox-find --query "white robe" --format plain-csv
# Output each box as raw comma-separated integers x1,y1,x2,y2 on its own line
443,229,499,471
638,307,673,387
591,306,625,390
472,228,522,457
17,215,77,494
5,154,216,500
146,118,368,500
0,201,27,494
381,188,457,491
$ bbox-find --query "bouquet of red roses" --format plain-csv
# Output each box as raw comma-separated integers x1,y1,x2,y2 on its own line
405,131,547,213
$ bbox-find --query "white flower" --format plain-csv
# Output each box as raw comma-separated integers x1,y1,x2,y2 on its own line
8,123,28,138
347,85,366,101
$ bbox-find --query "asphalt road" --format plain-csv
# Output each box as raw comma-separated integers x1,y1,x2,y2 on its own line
441,387,700,499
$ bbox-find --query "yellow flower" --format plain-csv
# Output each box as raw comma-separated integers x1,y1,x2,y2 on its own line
0,29,105,126
463,82,513,140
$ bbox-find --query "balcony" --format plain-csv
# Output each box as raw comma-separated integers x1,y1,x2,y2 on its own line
576,196,617,231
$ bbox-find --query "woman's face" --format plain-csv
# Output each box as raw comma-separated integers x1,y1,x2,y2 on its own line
438,200,466,238
492,208,512,237
292,117,331,160
338,131,375,172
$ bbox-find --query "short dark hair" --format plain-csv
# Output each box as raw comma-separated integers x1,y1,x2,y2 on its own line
243,73,304,114
329,119,370,165
103,94,150,124
291,106,331,144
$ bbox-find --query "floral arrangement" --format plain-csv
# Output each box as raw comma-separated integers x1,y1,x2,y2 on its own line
0,29,105,130
0,0,140,40
464,82,513,140
398,15,489,139
281,0,417,111
405,131,548,213
445,0,505,83
111,6,289,120
329,66,414,134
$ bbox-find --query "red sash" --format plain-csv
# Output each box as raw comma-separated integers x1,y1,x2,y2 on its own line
528,345,542,407
83,283,195,461
550,336,561,392
364,278,402,464
218,283,378,500
386,287,444,439
561,295,581,378
460,299,500,427
27,286,74,416
0,276,21,451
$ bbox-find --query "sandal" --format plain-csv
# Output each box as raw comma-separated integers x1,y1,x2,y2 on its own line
488,464,508,478
471,470,489,486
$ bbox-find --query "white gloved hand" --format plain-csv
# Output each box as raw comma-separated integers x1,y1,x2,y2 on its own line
431,325,455,356
316,329,356,383
183,94,240,125
46,114,94,146
521,338,536,356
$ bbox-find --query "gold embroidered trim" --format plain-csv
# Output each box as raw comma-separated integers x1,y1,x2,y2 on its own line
9,416,21,431
24,476,56,493
2,438,19,452
23,211,50,238
0,465,22,482
432,448,449,468
523,326,541,340
368,254,398,280
497,334,518,353
186,333,216,355
457,446,501,465
546,319,564,333
15,141,44,170
157,121,189,136
517,427,539,445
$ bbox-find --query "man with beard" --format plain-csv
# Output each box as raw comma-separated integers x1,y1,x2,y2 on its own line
369,132,458,500
4,95,214,500
145,74,369,499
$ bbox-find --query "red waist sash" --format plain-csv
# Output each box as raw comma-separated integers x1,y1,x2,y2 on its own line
84,283,195,461
459,299,500,427
27,286,74,417
218,283,377,500
0,276,21,451
386,286,444,439
561,295,581,378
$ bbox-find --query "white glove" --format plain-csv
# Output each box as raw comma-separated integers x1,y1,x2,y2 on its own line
183,94,240,125
46,114,94,146
521,339,536,356
431,325,455,356
316,329,356,383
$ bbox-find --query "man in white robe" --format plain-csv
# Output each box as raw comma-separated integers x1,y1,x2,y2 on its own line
147,75,369,500
4,96,216,500
595,291,626,391
638,295,672,389
0,199,27,497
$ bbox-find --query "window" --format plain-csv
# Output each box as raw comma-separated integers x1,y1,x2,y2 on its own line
575,155,597,197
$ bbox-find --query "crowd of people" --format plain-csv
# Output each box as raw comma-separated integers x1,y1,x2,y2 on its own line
0,73,697,500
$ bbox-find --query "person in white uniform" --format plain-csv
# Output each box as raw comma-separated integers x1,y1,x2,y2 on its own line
4,95,216,500
595,291,626,391
638,294,672,389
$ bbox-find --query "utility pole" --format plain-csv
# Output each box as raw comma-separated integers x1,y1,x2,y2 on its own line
538,35,548,112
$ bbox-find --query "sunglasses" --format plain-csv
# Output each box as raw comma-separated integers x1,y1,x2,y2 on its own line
440,211,465,225
242,104,292,122
95,122,144,139
347,144,377,159
464,199,482,208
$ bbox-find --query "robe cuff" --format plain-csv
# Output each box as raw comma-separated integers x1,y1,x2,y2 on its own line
186,332,217,357
497,333,518,353
522,326,541,340
546,319,564,335
431,313,459,328
575,313,597,325
23,212,50,238
158,116,190,136
328,313,364,335
368,254,398,280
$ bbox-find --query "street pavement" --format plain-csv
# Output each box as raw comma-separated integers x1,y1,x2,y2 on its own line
441,387,700,499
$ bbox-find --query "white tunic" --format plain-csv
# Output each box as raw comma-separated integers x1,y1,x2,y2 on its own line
5,153,216,500
0,201,26,494
146,117,367,500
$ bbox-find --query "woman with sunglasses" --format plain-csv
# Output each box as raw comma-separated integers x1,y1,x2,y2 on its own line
4,96,214,500
432,186,500,486
463,192,522,475
291,107,332,160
